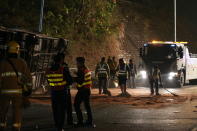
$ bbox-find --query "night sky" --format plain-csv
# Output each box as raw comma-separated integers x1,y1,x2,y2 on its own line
177,0,197,27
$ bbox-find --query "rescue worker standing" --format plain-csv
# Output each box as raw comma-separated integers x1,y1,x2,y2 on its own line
74,57,94,127
128,59,137,88
95,57,111,96
0,41,32,131
59,53,73,125
149,65,162,95
46,53,73,131
116,58,130,95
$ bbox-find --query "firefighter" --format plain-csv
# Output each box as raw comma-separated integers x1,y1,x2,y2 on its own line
0,41,32,131
149,65,162,95
46,53,73,131
74,57,94,127
95,57,111,96
59,53,73,125
128,59,137,88
116,58,130,95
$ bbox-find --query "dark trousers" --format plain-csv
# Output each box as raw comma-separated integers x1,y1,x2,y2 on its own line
66,89,73,124
51,90,67,130
110,70,116,79
98,77,107,94
0,95,22,131
74,88,93,124
150,79,159,94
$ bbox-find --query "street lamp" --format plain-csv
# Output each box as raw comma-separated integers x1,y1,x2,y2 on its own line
39,0,44,32
174,0,176,42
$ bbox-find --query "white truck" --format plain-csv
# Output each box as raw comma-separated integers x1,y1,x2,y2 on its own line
138,41,197,88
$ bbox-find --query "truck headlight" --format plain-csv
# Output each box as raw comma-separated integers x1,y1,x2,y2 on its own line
168,72,177,80
140,70,147,79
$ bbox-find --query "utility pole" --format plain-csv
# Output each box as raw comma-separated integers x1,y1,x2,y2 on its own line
174,0,176,42
39,0,44,32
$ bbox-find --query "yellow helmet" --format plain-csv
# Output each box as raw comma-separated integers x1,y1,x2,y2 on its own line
7,41,20,54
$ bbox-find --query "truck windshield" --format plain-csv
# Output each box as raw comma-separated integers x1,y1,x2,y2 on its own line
145,44,177,59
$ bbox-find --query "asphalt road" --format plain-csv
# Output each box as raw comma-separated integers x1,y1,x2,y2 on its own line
5,86,197,131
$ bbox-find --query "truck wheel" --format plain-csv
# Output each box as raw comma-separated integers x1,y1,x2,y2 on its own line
179,72,185,88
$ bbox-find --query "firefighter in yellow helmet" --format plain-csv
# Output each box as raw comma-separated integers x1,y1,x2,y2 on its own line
0,41,32,131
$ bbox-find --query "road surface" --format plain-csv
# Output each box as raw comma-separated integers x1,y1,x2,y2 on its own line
5,86,197,131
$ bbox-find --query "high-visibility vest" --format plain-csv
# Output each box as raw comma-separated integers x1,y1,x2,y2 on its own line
78,69,92,89
118,64,127,77
152,69,160,80
97,63,108,77
46,67,67,90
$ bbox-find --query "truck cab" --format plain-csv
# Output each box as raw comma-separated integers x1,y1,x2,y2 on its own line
138,41,197,88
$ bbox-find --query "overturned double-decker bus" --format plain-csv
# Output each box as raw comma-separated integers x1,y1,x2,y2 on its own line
0,27,68,93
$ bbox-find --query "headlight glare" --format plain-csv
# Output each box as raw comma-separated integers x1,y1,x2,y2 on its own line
168,72,177,80
140,70,147,79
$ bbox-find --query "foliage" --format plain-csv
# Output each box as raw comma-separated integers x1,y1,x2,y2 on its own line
0,0,118,42
43,0,118,41
0,0,40,31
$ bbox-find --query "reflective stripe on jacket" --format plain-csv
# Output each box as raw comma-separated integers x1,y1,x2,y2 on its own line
1,72,22,77
0,58,32,95
1,89,22,94
118,64,127,77
46,66,67,90
152,69,161,80
78,69,92,88
97,63,108,78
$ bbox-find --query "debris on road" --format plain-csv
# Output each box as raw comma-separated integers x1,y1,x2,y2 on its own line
91,94,187,108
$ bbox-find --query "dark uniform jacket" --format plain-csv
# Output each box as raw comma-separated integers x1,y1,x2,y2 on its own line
0,58,32,96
